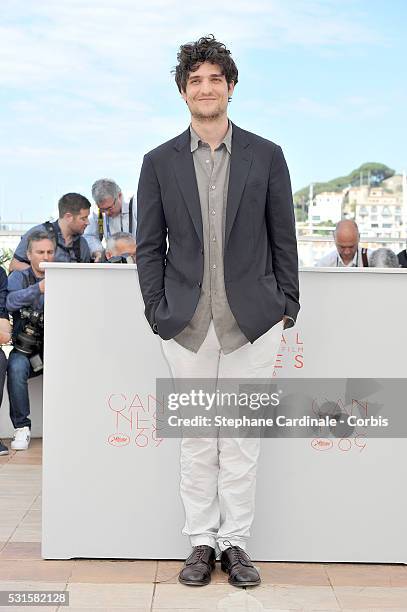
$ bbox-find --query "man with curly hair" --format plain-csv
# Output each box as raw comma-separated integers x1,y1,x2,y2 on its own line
137,35,299,587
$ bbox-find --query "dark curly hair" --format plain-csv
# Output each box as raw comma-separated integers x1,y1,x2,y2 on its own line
174,35,238,93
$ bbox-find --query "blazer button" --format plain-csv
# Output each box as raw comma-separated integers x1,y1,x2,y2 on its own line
200,249,204,254
197,282,202,288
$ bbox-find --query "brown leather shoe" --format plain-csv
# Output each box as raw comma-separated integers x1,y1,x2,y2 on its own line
178,545,216,586
220,546,261,587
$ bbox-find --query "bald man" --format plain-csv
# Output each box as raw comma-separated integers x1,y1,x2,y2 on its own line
316,220,372,267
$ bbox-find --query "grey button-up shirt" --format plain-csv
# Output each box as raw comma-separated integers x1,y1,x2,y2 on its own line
174,123,249,354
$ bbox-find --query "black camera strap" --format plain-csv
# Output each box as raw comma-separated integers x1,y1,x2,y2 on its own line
44,220,82,263
97,209,104,242
128,196,134,234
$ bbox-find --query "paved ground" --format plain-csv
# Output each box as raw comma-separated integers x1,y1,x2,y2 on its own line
1,439,407,611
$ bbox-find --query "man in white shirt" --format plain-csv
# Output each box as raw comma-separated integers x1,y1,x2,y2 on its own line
316,220,372,267
84,178,137,261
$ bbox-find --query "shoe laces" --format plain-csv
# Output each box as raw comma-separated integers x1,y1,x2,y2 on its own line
230,546,245,562
222,540,247,564
188,545,211,564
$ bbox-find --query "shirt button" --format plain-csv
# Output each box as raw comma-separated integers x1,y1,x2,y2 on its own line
212,264,217,269
206,160,210,164
211,185,216,190
211,210,216,215
212,236,216,241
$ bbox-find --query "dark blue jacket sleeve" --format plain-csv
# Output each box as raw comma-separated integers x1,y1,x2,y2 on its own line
13,232,31,264
0,268,8,319
14,224,46,264
6,271,42,312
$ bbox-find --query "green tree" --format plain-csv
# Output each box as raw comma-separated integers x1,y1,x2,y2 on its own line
0,248,13,272
293,162,395,206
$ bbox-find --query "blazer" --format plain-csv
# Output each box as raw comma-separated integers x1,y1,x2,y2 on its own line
136,122,300,343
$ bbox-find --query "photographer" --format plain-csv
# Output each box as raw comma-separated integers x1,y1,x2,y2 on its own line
0,267,12,455
105,232,137,264
84,179,137,262
6,231,55,451
8,192,91,272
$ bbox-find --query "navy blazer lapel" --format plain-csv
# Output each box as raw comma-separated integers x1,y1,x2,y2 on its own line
225,124,253,248
173,128,203,246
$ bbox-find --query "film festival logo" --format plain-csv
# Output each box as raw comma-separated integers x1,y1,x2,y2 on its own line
308,378,388,453
106,393,164,449
310,396,369,454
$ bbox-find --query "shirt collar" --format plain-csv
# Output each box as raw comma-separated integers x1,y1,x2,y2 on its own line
337,247,360,267
55,219,81,244
190,121,232,154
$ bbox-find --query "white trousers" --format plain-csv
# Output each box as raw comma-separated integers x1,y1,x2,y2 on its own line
161,320,283,552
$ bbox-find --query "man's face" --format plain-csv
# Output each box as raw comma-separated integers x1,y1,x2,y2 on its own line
335,233,359,264
98,193,123,218
66,208,90,235
27,239,55,274
107,238,137,262
181,61,234,121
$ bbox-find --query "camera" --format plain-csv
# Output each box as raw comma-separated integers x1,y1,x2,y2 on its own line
14,308,44,372
107,253,135,264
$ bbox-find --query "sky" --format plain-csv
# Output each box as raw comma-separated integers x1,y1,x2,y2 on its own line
1,0,406,221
